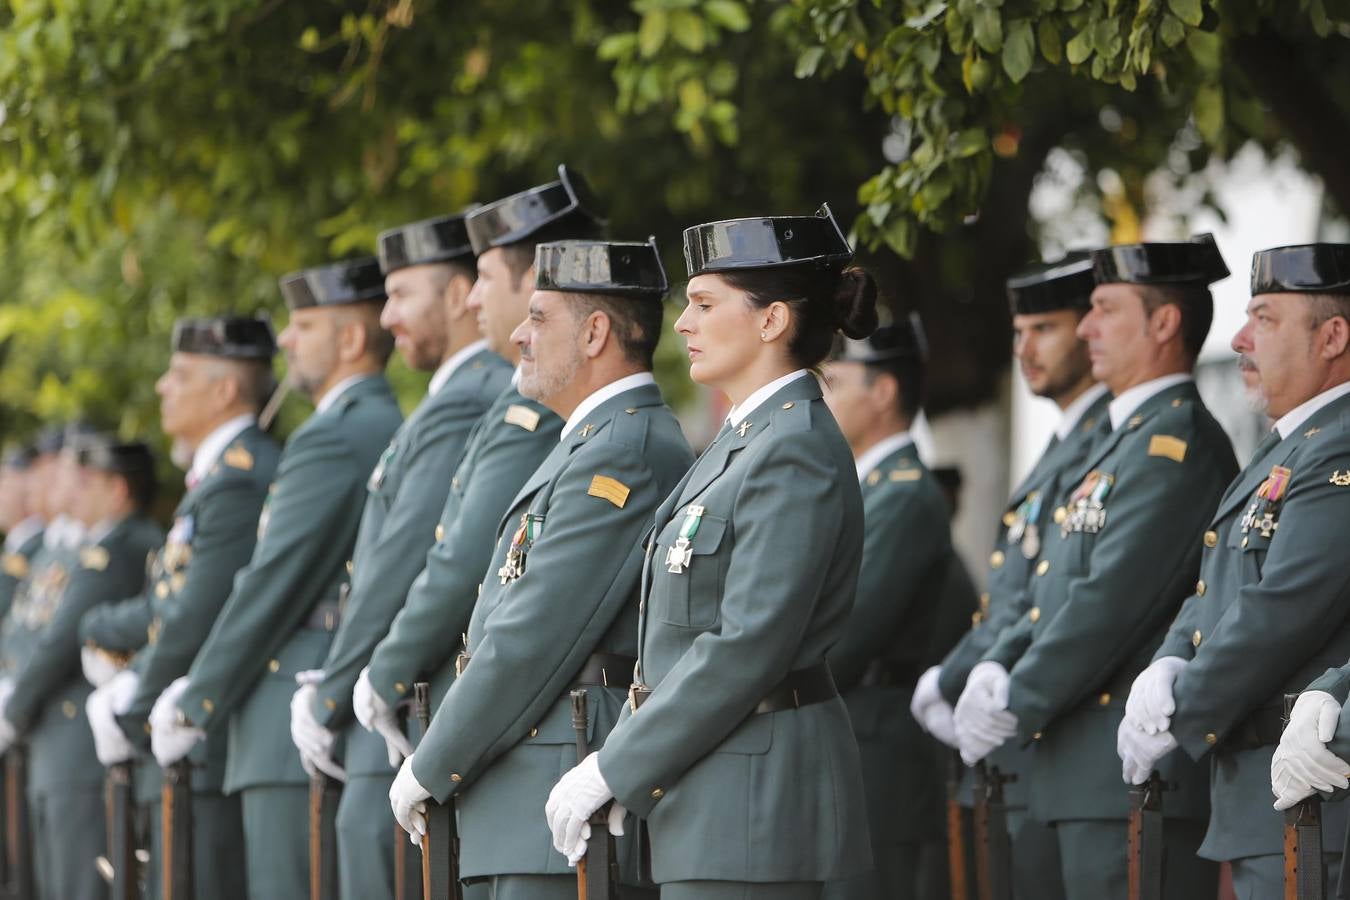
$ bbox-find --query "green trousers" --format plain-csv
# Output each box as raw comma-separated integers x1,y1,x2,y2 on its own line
661,882,821,900
1054,818,1215,900
1232,851,1341,900
29,784,105,900
337,773,401,900
483,873,657,900
240,784,308,900
821,841,918,900
145,790,247,900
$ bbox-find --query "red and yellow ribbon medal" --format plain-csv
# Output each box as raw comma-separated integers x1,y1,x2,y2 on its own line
497,512,543,584
1246,465,1291,538
665,504,704,574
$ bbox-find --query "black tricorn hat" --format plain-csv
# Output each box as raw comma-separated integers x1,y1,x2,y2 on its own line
76,434,156,478
34,425,66,456
171,316,276,361
2,444,36,469
1006,252,1096,315
279,257,387,310
466,165,605,256
1251,244,1350,296
833,313,927,365
534,238,668,298
684,203,853,277
377,211,477,276
1092,233,1229,287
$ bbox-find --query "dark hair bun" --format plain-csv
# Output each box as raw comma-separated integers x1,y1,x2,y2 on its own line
835,267,879,339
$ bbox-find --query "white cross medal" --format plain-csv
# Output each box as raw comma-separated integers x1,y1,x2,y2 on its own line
665,505,704,574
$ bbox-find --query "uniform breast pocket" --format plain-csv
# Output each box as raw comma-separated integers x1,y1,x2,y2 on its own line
1228,519,1271,580
651,512,729,629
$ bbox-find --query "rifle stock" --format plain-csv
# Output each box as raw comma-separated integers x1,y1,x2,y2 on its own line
569,690,617,900
945,751,968,900
103,762,138,900
1126,771,1165,900
5,748,32,900
309,772,340,900
1283,694,1326,900
161,759,194,900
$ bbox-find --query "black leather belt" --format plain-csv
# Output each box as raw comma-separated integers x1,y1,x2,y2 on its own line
1223,705,1284,750
859,658,921,688
303,602,341,632
755,662,838,714
574,652,635,689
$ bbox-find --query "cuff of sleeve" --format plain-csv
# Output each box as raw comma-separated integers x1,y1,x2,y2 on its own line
598,744,659,818
116,711,152,752
411,751,461,805
1308,667,1350,705
937,663,969,707
312,690,343,729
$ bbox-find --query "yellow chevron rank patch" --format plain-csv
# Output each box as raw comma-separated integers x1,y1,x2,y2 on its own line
1147,435,1188,463
889,469,922,482
2,554,27,578
505,404,540,432
588,475,631,509
224,445,254,470
80,546,110,571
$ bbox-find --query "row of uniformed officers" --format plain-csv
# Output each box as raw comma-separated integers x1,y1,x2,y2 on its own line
2,161,1350,900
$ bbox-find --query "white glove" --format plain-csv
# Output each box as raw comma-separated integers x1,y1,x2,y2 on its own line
389,755,432,844
290,670,345,782
0,678,16,754
149,676,204,767
1124,656,1188,736
87,670,139,766
910,666,944,728
81,646,119,688
923,700,960,749
544,751,625,866
953,661,1018,765
1272,690,1350,811
353,667,413,768
1117,715,1179,785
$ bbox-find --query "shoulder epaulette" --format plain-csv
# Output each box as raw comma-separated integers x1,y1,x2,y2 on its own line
604,405,650,452
769,397,812,434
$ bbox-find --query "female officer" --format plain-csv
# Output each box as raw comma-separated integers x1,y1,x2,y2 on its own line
546,205,877,899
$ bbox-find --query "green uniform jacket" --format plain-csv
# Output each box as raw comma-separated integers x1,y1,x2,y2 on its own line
6,537,80,678
938,390,1110,808
412,381,693,879
985,381,1236,823
365,383,561,711
91,424,281,803
175,376,403,793
598,375,871,884
0,525,44,624
7,516,163,792
313,347,509,778
829,442,968,847
1157,392,1350,861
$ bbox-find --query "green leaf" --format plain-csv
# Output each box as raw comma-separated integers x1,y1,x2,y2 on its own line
298,27,320,51
1159,13,1185,47
1002,19,1034,82
638,9,668,57
952,127,988,157
972,7,1003,53
796,46,825,78
670,11,707,51
704,0,751,32
1065,28,1092,64
1166,0,1203,27
597,33,637,60
1037,20,1062,63
1193,83,1224,143
882,214,916,257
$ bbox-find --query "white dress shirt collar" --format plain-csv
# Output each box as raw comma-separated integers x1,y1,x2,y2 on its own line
855,431,915,481
1274,380,1350,440
4,515,44,554
1055,383,1110,440
429,339,489,397
1108,373,1193,431
560,373,657,442
189,414,257,485
727,370,811,427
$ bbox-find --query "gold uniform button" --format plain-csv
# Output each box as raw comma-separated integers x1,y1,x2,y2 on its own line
395,682,407,695
1029,607,1041,623
1205,732,1217,746
268,659,280,673
650,788,664,799
202,699,215,714
1002,511,1016,527
62,701,77,719
990,551,1006,570
156,582,169,599
529,727,539,738
450,774,462,783
1032,732,1042,741
346,560,354,575
1192,630,1203,648
781,402,795,409
324,698,336,711
1036,559,1050,576
144,723,153,735
1203,530,1218,548
979,592,991,612
435,524,445,542
1172,398,1182,408
1196,580,1206,597
1098,693,1111,706
1053,507,1068,525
